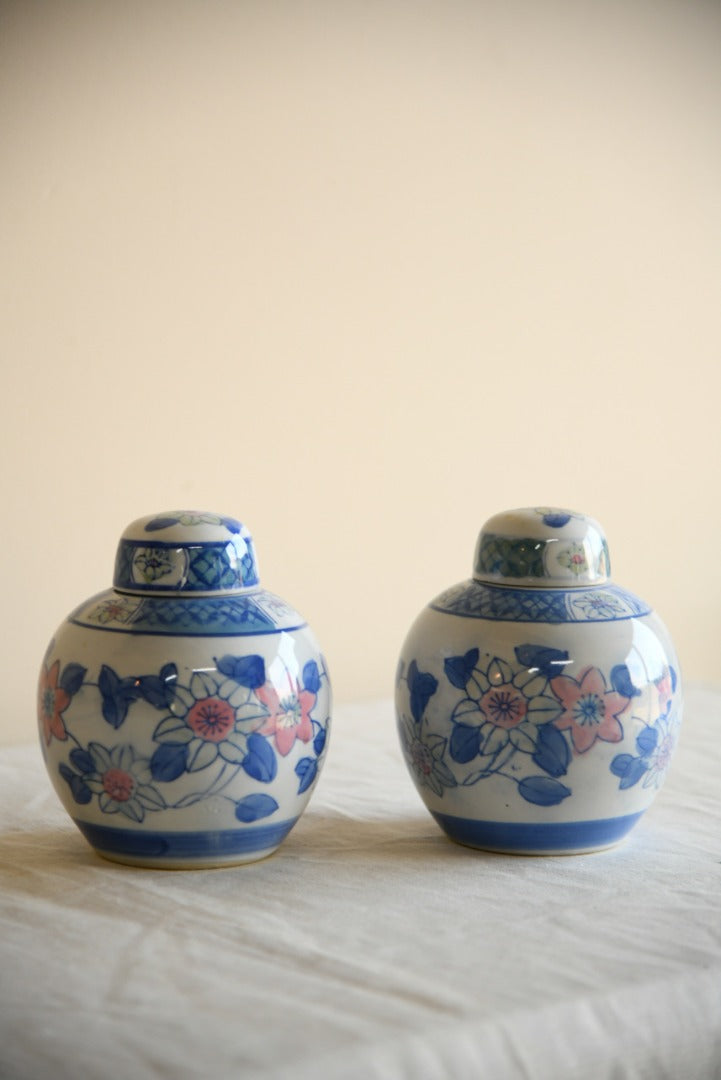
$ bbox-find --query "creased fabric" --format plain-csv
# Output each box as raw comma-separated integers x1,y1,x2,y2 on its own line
1,687,720,1079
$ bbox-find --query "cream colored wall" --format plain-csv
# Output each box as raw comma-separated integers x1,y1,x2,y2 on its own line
1,0,720,745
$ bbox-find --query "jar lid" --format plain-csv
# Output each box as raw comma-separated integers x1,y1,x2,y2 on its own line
473,507,610,587
113,511,259,595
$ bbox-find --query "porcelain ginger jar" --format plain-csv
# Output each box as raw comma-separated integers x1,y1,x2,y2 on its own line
38,511,331,868
395,508,681,854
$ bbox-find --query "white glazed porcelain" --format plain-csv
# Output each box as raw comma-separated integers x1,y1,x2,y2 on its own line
38,511,331,868
395,507,681,854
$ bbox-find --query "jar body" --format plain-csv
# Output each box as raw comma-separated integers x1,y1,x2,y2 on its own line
39,587,331,867
395,580,681,854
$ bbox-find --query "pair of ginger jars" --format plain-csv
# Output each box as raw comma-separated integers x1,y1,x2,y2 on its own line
38,507,682,868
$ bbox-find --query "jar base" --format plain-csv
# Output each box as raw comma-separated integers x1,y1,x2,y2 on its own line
93,848,280,870
431,810,643,856
73,817,298,869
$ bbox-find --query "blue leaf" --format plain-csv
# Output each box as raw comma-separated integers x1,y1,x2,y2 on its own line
235,794,279,823
69,748,94,775
611,664,642,698
408,661,438,724
636,726,659,756
444,648,480,690
59,663,86,697
302,660,321,694
542,512,571,527
610,753,636,778
160,663,178,687
215,654,266,689
135,675,172,710
144,516,180,532
59,763,92,805
670,666,678,693
532,723,570,778
518,776,571,806
514,644,570,680
313,726,326,756
242,733,277,783
295,756,318,794
150,742,189,782
98,665,139,729
98,665,116,695
70,775,92,805
619,757,648,790
449,723,481,764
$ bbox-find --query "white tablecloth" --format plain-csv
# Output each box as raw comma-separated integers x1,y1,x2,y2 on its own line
2,687,720,1080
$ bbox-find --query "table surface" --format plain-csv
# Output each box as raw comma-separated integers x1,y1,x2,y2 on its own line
2,686,720,1080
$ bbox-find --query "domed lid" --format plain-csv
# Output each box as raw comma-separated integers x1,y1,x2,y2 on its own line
473,507,610,587
113,511,259,595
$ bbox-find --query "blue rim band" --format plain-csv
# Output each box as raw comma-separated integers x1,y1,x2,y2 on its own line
114,538,260,593
431,811,643,853
430,580,651,623
67,589,306,637
74,818,298,860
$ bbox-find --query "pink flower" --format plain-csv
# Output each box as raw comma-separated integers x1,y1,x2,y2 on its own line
411,739,434,776
479,683,527,730
186,697,236,742
551,666,629,754
102,767,136,803
656,671,674,715
256,682,315,756
38,661,70,746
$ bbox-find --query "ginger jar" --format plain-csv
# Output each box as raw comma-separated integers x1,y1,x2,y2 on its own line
395,508,681,854
38,511,331,867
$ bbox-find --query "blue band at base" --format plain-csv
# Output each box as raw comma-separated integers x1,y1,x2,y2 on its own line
74,818,298,860
431,811,644,853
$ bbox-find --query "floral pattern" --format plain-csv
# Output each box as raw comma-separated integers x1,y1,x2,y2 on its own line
397,645,679,808
132,547,174,582
568,592,627,620
550,667,628,753
86,596,140,624
610,668,680,791
397,719,456,798
535,508,574,528
38,660,71,745
431,581,650,624
556,543,589,577
42,652,330,826
153,669,267,772
256,681,315,756
74,744,166,822
145,512,242,533
640,713,677,788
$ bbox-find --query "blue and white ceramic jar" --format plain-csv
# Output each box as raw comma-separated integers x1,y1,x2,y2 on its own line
395,508,681,854
38,511,331,868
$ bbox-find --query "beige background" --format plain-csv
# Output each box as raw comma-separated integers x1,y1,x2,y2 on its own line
1,0,720,746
